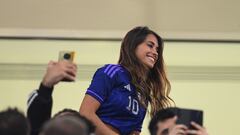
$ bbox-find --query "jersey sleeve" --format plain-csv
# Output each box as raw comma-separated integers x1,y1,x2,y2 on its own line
27,83,53,135
86,64,120,104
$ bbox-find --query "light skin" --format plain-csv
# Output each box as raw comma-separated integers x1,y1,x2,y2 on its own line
80,34,159,135
157,116,208,135
186,122,208,135
42,60,77,88
157,116,188,135
135,34,159,69
80,95,120,135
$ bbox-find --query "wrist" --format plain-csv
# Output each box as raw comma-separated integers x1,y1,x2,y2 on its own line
42,78,54,88
39,83,54,97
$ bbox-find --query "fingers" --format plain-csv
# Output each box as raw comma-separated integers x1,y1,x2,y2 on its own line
59,60,77,68
175,124,188,131
175,129,186,135
186,122,208,135
173,115,178,122
169,124,188,135
62,62,77,78
60,62,77,81
186,130,201,135
61,61,76,71
48,60,57,65
63,72,76,81
43,60,78,86
190,121,202,130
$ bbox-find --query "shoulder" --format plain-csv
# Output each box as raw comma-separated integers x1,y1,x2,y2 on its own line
96,64,125,78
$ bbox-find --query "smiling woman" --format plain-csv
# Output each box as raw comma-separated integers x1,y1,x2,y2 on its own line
135,34,159,69
80,26,173,135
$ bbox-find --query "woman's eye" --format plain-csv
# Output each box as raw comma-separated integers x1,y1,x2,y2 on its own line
147,44,153,48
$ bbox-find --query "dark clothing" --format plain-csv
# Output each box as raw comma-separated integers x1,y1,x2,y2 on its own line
27,83,53,135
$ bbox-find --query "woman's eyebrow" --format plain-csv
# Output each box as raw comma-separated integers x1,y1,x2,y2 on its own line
147,41,159,48
147,41,155,45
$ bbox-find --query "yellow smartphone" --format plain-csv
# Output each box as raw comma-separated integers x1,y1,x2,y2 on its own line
58,51,75,62
58,51,76,81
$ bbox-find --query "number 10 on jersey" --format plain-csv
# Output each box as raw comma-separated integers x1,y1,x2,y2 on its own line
126,96,139,115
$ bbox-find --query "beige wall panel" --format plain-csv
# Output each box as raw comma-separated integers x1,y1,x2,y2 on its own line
0,39,240,135
0,0,149,30
0,40,240,66
0,40,120,64
152,0,240,39
0,0,239,40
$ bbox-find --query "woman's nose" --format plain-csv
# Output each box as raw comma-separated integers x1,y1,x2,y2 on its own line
152,48,158,56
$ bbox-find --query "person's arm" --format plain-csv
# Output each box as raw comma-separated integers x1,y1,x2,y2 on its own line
27,60,77,135
27,83,53,135
80,95,120,135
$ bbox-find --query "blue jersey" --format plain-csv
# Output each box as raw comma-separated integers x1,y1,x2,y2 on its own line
86,64,147,135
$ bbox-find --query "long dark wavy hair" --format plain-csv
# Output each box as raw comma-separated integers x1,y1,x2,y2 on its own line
118,26,173,117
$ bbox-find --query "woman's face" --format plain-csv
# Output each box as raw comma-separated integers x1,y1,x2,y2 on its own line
135,34,159,69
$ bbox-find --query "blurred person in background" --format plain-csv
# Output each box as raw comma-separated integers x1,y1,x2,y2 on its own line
39,115,92,135
0,107,30,135
27,61,95,135
148,107,208,135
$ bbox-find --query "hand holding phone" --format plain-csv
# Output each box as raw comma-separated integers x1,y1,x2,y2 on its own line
58,51,76,82
175,108,203,130
42,60,77,87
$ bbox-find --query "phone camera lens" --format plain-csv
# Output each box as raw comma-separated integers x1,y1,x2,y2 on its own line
63,53,71,60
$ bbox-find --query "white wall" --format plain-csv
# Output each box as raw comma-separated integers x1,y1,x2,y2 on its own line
0,39,240,135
